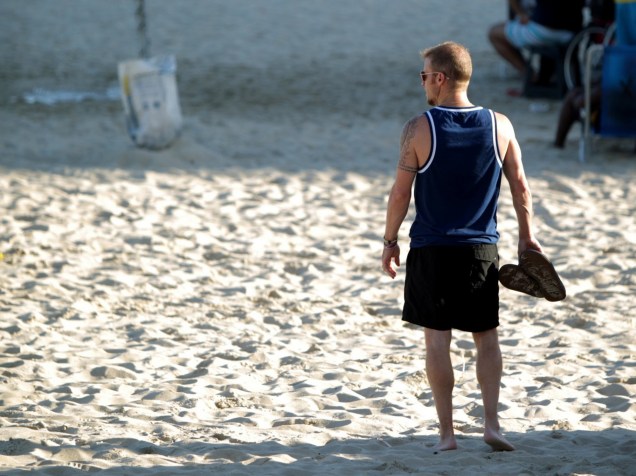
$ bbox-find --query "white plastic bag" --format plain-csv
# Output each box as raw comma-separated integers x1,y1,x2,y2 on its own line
118,55,182,150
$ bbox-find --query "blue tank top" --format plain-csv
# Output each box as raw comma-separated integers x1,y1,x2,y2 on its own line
409,106,503,247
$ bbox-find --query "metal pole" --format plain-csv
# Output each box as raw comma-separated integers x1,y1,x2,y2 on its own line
135,0,151,58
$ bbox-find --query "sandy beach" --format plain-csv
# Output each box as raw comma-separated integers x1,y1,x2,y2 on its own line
1,1,635,475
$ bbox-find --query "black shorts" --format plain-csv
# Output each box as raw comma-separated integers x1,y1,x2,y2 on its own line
402,244,499,332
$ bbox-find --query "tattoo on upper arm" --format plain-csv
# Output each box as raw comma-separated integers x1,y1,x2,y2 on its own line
398,118,419,173
398,162,419,173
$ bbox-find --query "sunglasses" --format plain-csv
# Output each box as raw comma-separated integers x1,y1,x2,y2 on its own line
420,71,449,82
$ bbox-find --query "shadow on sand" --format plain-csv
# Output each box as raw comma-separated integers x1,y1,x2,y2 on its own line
1,428,634,475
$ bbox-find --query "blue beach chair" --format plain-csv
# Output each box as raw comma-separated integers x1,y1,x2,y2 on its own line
580,1,636,160
580,43,636,160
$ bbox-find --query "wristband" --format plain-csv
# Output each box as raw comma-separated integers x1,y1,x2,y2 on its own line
383,237,398,248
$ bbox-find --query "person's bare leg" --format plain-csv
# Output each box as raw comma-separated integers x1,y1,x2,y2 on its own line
488,23,526,75
473,329,515,451
424,328,457,451
555,88,584,148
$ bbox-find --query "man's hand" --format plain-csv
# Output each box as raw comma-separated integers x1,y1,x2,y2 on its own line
382,245,401,279
518,237,542,257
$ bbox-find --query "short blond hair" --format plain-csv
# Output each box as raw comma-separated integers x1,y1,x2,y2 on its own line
420,41,472,84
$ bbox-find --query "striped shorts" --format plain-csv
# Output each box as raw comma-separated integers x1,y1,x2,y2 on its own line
504,20,574,49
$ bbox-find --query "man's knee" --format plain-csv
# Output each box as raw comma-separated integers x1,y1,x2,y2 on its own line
472,328,499,350
425,328,452,352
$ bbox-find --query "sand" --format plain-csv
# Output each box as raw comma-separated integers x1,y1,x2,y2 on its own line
1,1,635,475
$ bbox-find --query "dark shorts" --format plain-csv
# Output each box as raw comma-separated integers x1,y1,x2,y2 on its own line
402,244,499,332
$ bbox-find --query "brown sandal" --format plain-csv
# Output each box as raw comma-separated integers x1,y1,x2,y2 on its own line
519,250,566,302
498,264,544,298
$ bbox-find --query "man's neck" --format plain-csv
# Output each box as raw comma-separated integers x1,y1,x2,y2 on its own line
436,91,472,108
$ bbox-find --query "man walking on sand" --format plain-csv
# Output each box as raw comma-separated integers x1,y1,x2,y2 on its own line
381,41,542,452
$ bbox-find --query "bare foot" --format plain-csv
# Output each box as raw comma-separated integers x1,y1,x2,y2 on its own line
433,435,458,453
484,428,515,451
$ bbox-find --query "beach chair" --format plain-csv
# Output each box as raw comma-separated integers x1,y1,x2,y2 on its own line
524,0,616,99
523,43,569,99
580,43,636,161
563,23,614,90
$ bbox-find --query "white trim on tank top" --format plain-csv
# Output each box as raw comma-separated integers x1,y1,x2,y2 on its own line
419,107,501,174
489,109,503,168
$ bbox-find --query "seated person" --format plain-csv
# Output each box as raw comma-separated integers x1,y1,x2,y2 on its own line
554,0,634,148
554,87,601,148
489,0,584,77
